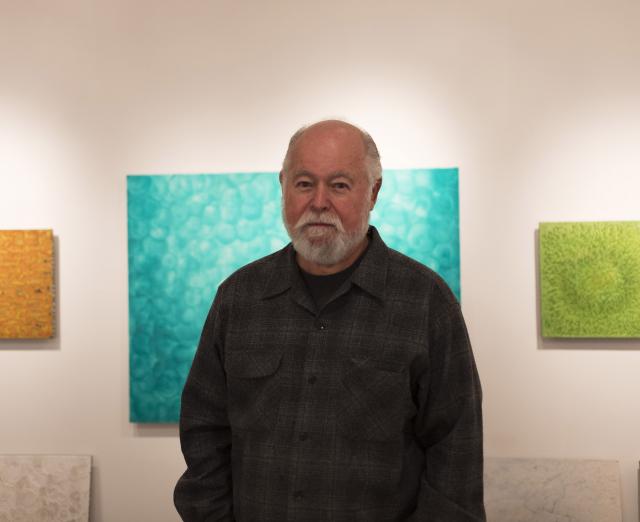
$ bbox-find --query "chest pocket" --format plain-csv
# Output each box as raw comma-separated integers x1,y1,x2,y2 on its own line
225,349,284,432
337,358,416,442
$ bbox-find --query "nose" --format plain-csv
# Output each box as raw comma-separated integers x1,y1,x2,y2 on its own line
310,184,330,212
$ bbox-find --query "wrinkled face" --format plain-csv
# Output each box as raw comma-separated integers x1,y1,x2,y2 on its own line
280,122,380,267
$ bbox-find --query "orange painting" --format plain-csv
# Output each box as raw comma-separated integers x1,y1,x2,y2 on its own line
0,230,55,339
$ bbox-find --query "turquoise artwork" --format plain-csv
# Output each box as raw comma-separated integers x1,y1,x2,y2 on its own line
372,168,460,299
128,169,460,422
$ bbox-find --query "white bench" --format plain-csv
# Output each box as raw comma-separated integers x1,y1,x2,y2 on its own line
0,455,91,522
484,457,622,521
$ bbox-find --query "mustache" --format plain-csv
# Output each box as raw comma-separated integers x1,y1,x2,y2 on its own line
294,211,345,232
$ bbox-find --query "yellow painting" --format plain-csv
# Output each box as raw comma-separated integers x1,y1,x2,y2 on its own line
0,230,54,339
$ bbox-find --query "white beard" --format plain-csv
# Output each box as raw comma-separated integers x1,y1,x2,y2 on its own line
282,201,370,267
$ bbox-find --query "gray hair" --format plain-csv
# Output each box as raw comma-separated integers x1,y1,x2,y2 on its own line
281,120,382,187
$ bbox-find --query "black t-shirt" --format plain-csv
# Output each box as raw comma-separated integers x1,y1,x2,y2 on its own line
299,242,369,312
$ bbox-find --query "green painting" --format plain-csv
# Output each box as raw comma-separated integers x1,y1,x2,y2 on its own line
539,221,640,338
128,169,460,422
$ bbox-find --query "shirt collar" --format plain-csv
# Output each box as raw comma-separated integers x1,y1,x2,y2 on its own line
260,244,296,299
350,226,387,301
260,225,389,302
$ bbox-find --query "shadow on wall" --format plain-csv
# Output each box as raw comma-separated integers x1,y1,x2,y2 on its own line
133,424,179,438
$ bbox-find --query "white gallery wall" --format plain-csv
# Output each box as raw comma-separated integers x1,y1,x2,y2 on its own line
1,0,639,520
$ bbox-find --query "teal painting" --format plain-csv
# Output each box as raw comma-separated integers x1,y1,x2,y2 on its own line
539,221,640,338
373,168,460,299
128,169,460,422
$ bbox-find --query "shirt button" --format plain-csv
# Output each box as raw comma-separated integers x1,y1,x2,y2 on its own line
293,490,304,500
307,376,317,384
315,321,326,330
299,433,308,441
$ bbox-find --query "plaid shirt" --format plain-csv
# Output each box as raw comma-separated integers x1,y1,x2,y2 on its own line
175,227,485,521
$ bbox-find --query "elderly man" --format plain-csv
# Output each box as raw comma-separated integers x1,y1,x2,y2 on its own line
174,120,485,521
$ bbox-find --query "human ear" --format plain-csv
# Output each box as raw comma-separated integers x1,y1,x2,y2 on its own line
370,179,382,209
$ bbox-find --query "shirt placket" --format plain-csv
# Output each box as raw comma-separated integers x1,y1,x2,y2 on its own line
286,307,332,520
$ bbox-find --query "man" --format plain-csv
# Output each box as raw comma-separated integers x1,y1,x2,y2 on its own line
174,120,485,521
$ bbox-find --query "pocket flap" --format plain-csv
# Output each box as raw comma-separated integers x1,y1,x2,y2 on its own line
349,357,405,374
225,350,283,378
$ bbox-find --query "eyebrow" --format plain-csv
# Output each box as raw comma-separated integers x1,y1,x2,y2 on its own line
291,171,313,180
292,171,355,182
328,172,354,182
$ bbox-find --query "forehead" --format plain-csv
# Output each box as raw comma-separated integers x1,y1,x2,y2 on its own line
289,124,367,177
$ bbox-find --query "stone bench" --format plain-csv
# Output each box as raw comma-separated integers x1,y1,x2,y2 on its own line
0,455,91,522
484,457,622,521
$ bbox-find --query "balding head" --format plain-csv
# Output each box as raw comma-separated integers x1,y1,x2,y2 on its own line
281,120,382,187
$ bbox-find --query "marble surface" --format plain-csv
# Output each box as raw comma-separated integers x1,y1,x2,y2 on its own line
485,457,622,522
0,455,91,522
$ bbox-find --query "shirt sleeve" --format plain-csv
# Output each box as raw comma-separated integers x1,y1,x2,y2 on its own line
174,287,234,522
409,300,486,521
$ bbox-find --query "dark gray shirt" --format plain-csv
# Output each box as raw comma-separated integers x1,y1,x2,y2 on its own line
175,227,485,521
